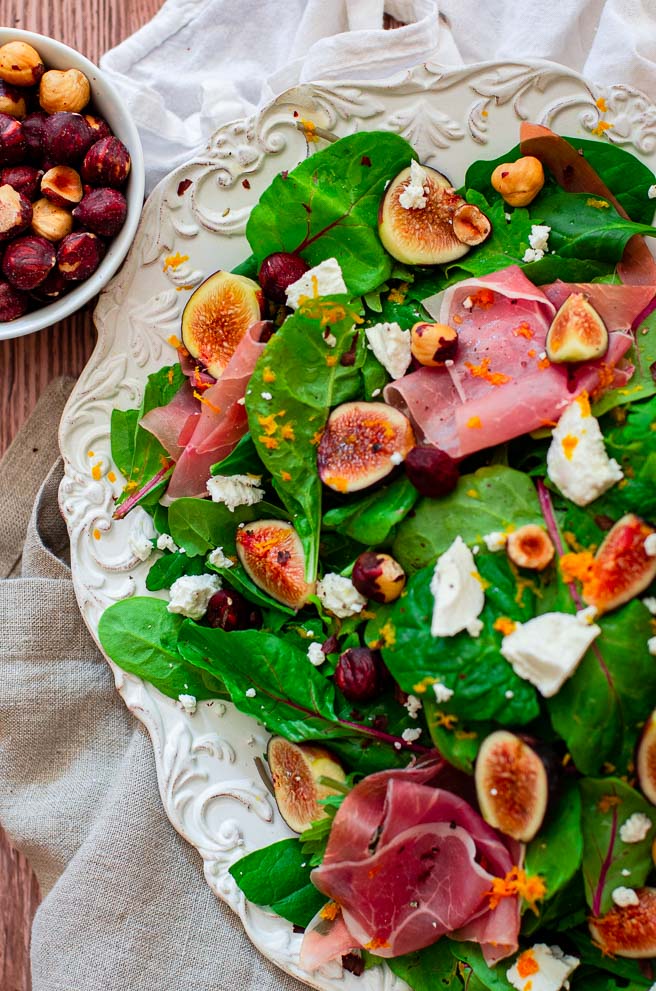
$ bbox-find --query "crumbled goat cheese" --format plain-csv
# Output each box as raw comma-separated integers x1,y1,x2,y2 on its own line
371,388,381,397
261,391,272,401
401,727,423,743
483,531,507,552
620,811,653,843
462,296,473,310
501,612,601,697
645,533,656,556
324,331,337,347
621,868,632,877
316,573,367,619
307,642,325,666
390,451,404,466
612,886,640,908
430,537,485,638
167,573,221,620
208,546,234,569
643,597,656,615
522,224,552,264
649,184,656,199
507,944,579,991
433,682,454,703
399,160,429,210
547,397,623,506
156,533,178,553
128,506,157,561
178,693,197,714
538,350,547,361
245,688,256,698
404,694,423,718
649,636,656,656
522,247,544,264
206,473,265,512
576,605,598,626
285,257,347,309
364,321,412,380
505,689,515,699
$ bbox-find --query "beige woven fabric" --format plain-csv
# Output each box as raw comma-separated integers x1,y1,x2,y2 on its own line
0,378,308,991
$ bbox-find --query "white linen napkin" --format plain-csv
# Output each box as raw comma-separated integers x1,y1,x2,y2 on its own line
101,0,656,195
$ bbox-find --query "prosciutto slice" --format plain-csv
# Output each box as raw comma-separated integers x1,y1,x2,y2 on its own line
384,266,636,459
300,761,519,970
139,378,199,462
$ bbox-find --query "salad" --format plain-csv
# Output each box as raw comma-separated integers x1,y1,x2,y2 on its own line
98,120,656,991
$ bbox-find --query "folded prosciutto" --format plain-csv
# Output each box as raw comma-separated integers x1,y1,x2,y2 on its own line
300,760,520,971
384,266,644,459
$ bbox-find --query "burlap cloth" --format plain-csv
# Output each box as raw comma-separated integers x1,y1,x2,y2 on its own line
0,377,307,990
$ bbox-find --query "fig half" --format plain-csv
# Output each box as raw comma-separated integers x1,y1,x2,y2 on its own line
583,513,656,614
378,163,471,266
181,271,263,378
235,519,315,610
475,730,548,842
267,736,346,833
589,887,656,958
317,401,415,493
545,293,608,363
637,710,656,806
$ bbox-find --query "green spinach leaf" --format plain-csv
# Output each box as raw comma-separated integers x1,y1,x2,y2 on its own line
322,475,419,546
229,838,326,926
168,497,287,557
525,780,583,904
387,940,461,991
210,433,264,477
145,550,206,591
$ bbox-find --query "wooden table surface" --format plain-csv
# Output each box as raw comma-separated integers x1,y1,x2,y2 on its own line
0,4,162,988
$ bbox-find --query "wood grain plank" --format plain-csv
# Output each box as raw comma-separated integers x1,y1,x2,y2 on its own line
0,7,163,991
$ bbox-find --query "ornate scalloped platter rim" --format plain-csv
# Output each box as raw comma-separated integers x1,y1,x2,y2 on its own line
58,60,656,991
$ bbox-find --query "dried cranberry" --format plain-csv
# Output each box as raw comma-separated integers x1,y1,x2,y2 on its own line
404,444,460,498
334,647,384,702
205,589,262,632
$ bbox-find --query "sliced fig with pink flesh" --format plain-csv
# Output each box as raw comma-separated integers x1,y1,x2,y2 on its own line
546,293,609,363
181,270,263,379
475,729,548,842
317,401,415,494
637,710,656,806
589,887,656,958
378,164,471,265
267,736,346,833
235,519,314,610
583,513,656,614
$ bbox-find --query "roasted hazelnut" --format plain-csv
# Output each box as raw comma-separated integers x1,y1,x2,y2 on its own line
2,234,56,290
0,183,32,240
39,68,90,114
258,252,310,304
506,524,555,571
41,165,83,207
0,279,29,320
335,647,385,703
82,137,131,188
0,166,41,200
72,187,127,237
57,231,103,281
31,197,73,242
43,112,94,164
30,266,67,301
491,156,545,208
453,203,492,246
22,112,48,160
352,552,406,604
0,113,25,165
404,444,460,498
0,80,26,119
410,322,459,367
0,42,45,87
84,114,111,140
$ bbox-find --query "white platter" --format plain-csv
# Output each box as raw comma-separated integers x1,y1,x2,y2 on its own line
58,59,656,991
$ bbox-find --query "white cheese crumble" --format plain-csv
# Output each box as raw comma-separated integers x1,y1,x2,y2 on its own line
167,573,221,620
645,533,656,556
127,506,157,561
462,296,473,310
245,687,256,698
547,397,623,506
399,160,429,210
390,451,404,466
643,597,656,615
500,612,601,697
522,247,544,264
612,886,640,908
649,184,656,199
576,605,598,626
316,573,367,619
430,537,485,638
156,533,178,553
285,257,347,309
433,682,454,703
324,331,337,347
208,546,234,569
307,641,325,666
507,944,579,991
505,689,515,699
178,693,197,714
649,636,656,656
401,727,423,743
483,531,507,552
364,321,412,380
621,868,632,877
620,811,653,843
206,473,265,512
261,391,272,401
404,694,423,719
522,224,552,264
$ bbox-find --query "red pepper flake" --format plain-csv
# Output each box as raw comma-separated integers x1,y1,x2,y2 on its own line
293,110,299,118
242,178,251,190
361,155,372,166
177,178,192,196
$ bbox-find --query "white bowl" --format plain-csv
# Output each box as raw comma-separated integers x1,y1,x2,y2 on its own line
0,29,145,341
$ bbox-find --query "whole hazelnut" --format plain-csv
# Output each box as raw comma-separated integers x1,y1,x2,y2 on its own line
0,80,26,119
452,203,492,246
0,183,32,240
335,647,385,703
410,322,459,367
0,165,42,200
0,279,29,320
84,114,111,140
0,113,25,165
2,234,56,290
57,231,104,281
22,112,48,160
43,112,94,164
39,68,91,115
41,165,83,207
0,42,45,87
491,156,545,208
352,552,406,604
31,198,73,242
82,137,131,188
72,188,127,237
31,266,67,301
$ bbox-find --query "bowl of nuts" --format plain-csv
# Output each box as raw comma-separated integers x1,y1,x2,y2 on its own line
0,29,144,340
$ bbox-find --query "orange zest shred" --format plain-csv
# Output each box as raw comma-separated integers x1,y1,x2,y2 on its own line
560,550,597,600
167,368,175,385
93,528,101,540
455,729,478,740
493,616,517,636
527,348,537,358
364,936,391,951
162,252,189,272
513,322,534,340
258,436,279,450
310,429,324,446
598,793,622,813
123,480,138,492
464,358,511,386
280,423,296,441
434,711,458,730
452,313,463,325
193,390,221,413
596,96,608,112
319,902,341,921
326,355,338,366
469,288,495,309
576,391,591,416
379,619,396,647
167,334,182,349
591,120,614,136
107,471,117,483
586,197,610,209
262,367,276,383
537,357,551,370
561,434,579,461
472,570,491,590
91,462,102,481
388,284,408,304
299,118,318,142
591,363,615,398
257,413,278,436
516,949,540,979
280,470,292,482
467,416,483,429
486,867,546,915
